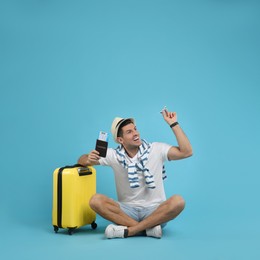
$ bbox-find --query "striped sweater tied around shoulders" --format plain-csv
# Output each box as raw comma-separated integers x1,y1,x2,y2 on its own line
115,139,166,189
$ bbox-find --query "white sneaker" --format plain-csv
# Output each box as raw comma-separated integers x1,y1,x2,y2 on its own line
105,224,128,239
146,225,162,238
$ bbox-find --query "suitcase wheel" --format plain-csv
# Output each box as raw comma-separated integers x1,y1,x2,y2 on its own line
91,221,97,230
68,227,76,235
53,226,59,233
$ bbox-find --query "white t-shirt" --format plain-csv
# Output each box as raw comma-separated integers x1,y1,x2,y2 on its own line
99,142,171,207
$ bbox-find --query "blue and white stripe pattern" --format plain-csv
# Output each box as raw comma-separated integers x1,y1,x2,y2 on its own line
115,139,167,189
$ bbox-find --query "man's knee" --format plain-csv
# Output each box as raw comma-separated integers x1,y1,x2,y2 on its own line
89,193,105,210
168,195,185,213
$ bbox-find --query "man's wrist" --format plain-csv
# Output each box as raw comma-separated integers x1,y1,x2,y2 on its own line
170,122,179,128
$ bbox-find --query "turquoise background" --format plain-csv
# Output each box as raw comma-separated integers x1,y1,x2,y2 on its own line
1,0,260,259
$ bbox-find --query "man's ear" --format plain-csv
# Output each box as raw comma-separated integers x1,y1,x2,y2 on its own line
117,137,123,144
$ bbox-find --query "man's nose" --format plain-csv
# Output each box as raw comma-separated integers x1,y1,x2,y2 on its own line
133,129,139,135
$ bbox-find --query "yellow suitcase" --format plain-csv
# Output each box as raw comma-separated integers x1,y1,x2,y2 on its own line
52,164,97,235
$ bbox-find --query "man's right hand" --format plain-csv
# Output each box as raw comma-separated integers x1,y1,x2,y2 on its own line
78,150,101,166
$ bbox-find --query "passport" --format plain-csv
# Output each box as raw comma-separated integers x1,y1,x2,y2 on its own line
95,131,108,157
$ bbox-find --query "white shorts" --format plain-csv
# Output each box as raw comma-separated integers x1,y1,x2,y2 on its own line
118,202,167,228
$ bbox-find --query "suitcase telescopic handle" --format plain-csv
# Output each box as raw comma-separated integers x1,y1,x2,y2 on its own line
77,167,93,176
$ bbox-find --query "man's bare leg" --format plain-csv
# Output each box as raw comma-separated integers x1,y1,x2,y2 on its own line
89,194,138,227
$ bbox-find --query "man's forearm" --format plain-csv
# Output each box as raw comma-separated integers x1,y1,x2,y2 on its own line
172,124,193,156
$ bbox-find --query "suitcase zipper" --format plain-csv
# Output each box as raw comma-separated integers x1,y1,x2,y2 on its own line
57,167,63,228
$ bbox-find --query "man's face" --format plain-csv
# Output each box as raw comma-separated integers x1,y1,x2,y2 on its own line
117,123,142,148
